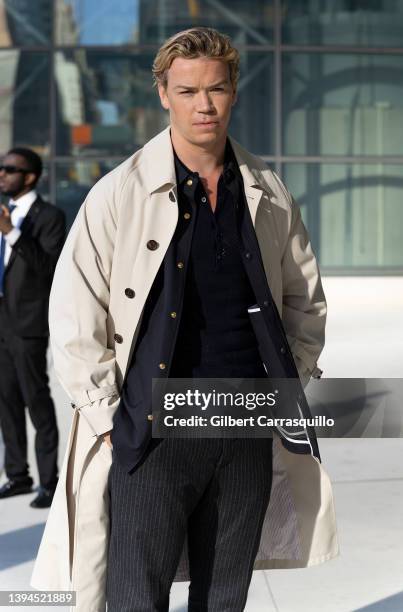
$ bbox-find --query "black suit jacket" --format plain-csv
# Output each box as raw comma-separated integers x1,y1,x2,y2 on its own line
2,195,66,337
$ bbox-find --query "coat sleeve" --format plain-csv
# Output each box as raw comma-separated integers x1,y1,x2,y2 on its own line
48,176,120,437
279,188,327,389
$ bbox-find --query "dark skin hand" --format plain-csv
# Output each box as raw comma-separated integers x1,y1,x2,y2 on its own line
0,205,13,234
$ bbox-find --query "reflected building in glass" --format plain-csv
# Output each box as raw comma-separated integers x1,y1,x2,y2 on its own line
0,0,403,273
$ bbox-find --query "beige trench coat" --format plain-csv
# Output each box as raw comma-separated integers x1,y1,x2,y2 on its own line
31,126,339,611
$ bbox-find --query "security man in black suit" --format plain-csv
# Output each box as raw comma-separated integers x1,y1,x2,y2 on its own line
0,148,66,508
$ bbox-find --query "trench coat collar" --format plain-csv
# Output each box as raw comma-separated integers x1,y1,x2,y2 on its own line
142,125,269,197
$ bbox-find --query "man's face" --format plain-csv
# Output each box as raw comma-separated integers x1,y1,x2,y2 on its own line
158,56,237,147
0,153,35,198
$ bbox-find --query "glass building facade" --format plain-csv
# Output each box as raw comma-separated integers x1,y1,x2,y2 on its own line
1,0,403,272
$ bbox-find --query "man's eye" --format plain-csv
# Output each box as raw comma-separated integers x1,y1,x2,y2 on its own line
180,91,193,95
212,87,224,91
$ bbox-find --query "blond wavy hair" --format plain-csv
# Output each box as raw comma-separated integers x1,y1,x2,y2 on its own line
152,27,240,90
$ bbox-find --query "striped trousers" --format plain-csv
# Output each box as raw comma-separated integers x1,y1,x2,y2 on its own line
106,438,273,611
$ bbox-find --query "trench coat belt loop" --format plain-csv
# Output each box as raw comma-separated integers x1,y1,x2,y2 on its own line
70,383,119,410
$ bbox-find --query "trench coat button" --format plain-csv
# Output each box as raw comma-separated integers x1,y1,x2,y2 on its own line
184,212,191,220
114,333,123,344
280,346,286,354
147,414,153,421
169,191,176,202
125,288,135,298
170,311,177,318
186,178,193,186
177,261,184,269
159,362,166,370
147,239,159,251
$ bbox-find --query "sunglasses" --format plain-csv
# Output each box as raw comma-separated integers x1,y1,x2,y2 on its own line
0,165,30,175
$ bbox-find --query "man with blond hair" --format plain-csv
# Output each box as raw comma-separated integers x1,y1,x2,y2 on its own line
32,26,337,612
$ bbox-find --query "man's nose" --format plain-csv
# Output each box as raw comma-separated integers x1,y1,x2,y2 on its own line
195,91,214,112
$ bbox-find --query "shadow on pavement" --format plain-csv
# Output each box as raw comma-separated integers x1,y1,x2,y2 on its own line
354,591,403,611
0,523,45,570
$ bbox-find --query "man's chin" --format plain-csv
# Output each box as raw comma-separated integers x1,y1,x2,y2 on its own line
189,128,224,145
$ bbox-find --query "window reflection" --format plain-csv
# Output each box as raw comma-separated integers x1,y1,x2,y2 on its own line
55,50,168,156
283,53,403,157
282,0,403,47
55,0,273,46
0,50,50,154
0,0,52,47
283,163,403,269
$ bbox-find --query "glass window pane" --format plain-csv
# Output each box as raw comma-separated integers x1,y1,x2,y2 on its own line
55,50,168,156
282,0,403,47
55,49,274,157
55,0,273,46
0,0,52,47
283,163,403,270
0,50,50,154
283,53,403,157
56,160,123,229
230,52,274,155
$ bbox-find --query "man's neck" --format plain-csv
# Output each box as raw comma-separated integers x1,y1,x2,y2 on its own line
170,128,227,177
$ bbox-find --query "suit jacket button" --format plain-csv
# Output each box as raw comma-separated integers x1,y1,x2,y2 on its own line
114,333,123,344
125,288,135,298
147,240,159,250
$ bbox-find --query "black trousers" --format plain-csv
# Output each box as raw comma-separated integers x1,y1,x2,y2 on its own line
107,437,273,612
0,300,58,488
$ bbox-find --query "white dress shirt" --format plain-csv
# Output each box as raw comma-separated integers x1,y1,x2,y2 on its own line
1,190,37,266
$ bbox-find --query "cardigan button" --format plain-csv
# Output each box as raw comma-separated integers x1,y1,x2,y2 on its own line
159,362,166,370
125,288,135,298
147,414,154,421
114,333,123,344
147,240,159,251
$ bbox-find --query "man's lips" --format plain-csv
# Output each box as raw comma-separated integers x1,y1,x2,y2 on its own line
193,121,219,125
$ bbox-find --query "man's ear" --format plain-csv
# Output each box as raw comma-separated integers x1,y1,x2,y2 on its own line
24,172,37,189
158,83,170,111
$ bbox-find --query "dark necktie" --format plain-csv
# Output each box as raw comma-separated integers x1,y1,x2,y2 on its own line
0,204,17,295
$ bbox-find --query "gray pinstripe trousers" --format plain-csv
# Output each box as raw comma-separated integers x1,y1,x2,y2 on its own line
106,438,273,611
